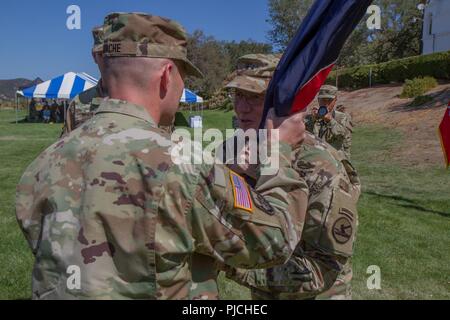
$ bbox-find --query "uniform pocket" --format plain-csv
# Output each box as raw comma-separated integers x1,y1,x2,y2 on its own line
317,181,358,258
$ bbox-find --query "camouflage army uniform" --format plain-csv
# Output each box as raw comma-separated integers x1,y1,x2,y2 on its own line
313,110,353,160
225,132,361,300
15,13,309,300
312,85,352,159
336,107,353,162
225,54,282,95
62,26,106,137
304,113,316,134
63,82,106,136
221,55,360,300
16,98,309,300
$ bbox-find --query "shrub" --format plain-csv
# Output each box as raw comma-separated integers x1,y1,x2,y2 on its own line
400,77,438,98
327,51,450,89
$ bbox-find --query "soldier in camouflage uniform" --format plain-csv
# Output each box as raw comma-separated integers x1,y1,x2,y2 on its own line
310,85,353,160
62,26,107,137
221,54,361,300
304,106,318,133
16,13,309,300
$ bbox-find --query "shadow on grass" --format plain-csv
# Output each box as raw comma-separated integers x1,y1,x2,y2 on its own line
388,85,450,113
9,118,29,124
364,191,450,218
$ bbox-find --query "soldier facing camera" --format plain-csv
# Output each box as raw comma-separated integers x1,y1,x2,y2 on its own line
309,85,353,160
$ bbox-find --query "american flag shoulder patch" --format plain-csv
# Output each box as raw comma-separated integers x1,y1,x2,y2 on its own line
229,171,253,213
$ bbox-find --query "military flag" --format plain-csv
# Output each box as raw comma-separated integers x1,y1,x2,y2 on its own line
262,0,373,126
438,102,450,169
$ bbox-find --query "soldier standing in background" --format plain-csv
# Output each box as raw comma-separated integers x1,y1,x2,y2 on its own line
305,106,318,133
15,13,309,300
62,26,107,137
221,54,361,300
311,85,353,159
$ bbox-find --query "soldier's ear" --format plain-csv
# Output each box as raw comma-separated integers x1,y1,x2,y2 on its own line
160,63,172,95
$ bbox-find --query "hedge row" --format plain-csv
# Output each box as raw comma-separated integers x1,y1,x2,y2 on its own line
326,51,450,89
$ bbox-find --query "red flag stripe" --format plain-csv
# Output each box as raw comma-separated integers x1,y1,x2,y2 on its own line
438,104,450,169
291,63,335,114
438,128,448,169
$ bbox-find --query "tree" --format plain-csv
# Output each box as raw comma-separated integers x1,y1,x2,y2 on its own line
368,0,422,63
224,41,273,70
185,31,273,98
185,30,231,98
267,0,314,49
338,25,372,67
266,0,424,68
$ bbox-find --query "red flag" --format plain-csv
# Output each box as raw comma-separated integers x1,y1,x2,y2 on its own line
438,102,450,169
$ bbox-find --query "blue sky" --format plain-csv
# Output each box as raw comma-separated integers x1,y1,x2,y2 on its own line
0,0,271,80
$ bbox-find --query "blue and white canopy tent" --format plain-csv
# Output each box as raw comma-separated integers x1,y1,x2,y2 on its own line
15,72,98,123
17,72,98,99
180,88,204,128
180,88,203,103
15,72,204,125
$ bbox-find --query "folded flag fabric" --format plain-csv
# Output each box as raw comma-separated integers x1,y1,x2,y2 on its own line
262,0,373,126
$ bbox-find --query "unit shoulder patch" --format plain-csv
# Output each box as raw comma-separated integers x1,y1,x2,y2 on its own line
332,217,353,244
251,192,275,216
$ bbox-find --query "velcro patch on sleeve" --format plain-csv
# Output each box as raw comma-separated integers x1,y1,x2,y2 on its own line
229,171,253,213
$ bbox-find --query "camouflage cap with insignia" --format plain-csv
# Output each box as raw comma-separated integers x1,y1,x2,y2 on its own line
318,85,338,99
225,54,281,94
102,12,203,78
92,26,104,53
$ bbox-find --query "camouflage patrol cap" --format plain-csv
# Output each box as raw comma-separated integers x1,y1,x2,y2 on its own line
92,26,104,53
225,54,281,94
318,85,338,99
102,12,203,78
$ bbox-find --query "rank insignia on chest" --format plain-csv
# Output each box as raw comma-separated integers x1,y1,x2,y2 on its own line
229,171,253,213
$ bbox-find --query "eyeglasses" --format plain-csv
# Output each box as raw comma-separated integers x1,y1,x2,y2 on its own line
234,91,265,105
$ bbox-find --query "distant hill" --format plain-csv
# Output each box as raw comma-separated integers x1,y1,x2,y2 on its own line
0,77,43,100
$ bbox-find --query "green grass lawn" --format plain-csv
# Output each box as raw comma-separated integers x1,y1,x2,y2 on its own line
0,109,63,299
0,108,449,300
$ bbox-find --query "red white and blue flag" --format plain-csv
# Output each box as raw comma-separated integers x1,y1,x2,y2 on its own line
438,102,450,169
230,171,253,212
262,0,373,125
